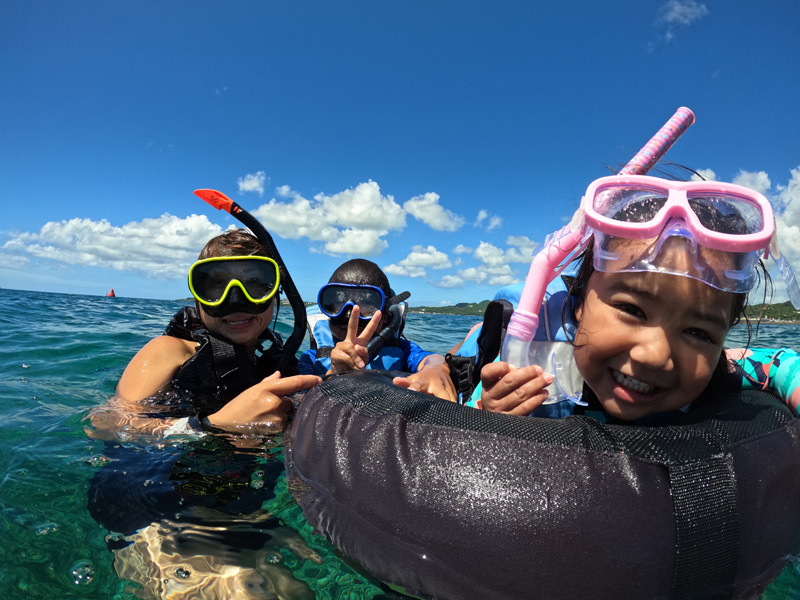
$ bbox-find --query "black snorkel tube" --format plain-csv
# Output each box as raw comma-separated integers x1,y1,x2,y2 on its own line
193,189,307,357
365,291,410,361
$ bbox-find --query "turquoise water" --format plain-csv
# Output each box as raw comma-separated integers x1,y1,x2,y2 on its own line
0,287,798,598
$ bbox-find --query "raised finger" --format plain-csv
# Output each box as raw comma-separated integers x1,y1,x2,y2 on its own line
263,375,322,395
344,305,362,343
355,309,382,345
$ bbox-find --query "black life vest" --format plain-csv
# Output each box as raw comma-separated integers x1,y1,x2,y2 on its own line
164,306,298,414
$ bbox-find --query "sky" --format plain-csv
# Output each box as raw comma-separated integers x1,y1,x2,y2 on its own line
2,0,799,307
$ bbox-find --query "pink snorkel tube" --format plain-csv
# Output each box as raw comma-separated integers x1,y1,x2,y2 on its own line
501,107,696,403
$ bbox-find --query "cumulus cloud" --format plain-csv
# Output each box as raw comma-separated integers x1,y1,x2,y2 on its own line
659,0,708,26
404,192,465,232
431,274,465,288
384,245,452,278
253,181,407,257
238,171,267,196
434,240,523,288
486,215,503,231
505,235,539,263
2,214,222,279
654,0,708,45
323,229,389,257
773,168,800,265
732,170,771,197
475,209,502,231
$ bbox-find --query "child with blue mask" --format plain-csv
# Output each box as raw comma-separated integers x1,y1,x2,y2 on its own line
299,258,457,402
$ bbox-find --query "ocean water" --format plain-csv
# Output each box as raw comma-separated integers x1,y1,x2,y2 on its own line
0,288,798,599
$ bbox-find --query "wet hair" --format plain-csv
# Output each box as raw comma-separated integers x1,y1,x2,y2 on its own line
328,259,394,300
197,229,269,260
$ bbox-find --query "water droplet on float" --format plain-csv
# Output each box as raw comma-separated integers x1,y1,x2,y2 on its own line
70,560,95,586
175,567,191,579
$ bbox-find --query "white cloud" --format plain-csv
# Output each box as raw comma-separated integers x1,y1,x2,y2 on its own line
252,180,405,256
659,0,708,26
504,235,538,263
237,171,267,196
454,244,472,254
2,214,222,279
732,170,771,197
475,209,502,231
449,239,527,287
474,241,507,267
773,168,800,266
458,267,488,284
275,185,293,197
384,264,427,278
431,274,465,288
777,167,800,226
403,192,465,232
323,229,389,257
486,215,503,231
384,245,452,278
655,0,708,44
254,195,341,242
318,181,407,231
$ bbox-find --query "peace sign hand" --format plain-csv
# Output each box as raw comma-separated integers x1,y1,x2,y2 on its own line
328,305,383,374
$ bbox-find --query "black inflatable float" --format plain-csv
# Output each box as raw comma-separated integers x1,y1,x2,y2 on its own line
285,371,800,600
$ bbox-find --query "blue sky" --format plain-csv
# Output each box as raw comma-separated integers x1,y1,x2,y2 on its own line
2,0,799,306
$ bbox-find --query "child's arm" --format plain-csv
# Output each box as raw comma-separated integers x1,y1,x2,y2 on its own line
115,335,197,402
726,347,800,415
478,361,554,415
87,371,322,440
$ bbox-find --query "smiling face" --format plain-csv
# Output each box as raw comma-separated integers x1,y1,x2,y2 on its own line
198,299,275,347
573,269,734,421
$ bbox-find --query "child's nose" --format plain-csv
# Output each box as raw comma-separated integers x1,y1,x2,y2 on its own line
629,327,674,371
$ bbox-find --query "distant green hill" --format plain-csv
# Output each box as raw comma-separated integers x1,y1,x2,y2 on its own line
745,301,800,323
409,300,490,316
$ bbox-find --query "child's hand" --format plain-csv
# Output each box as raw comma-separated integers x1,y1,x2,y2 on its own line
479,361,553,415
329,306,383,374
206,372,322,434
393,356,458,402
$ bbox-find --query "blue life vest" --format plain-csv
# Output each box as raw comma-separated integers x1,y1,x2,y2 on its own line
299,306,429,376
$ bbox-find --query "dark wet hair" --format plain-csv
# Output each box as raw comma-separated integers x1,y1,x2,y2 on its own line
197,229,269,260
328,259,394,299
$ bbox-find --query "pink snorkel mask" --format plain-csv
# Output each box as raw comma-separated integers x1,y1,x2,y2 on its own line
584,175,775,293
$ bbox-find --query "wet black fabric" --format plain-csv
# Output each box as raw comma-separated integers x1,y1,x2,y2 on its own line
164,306,298,414
285,370,800,600
88,436,283,536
